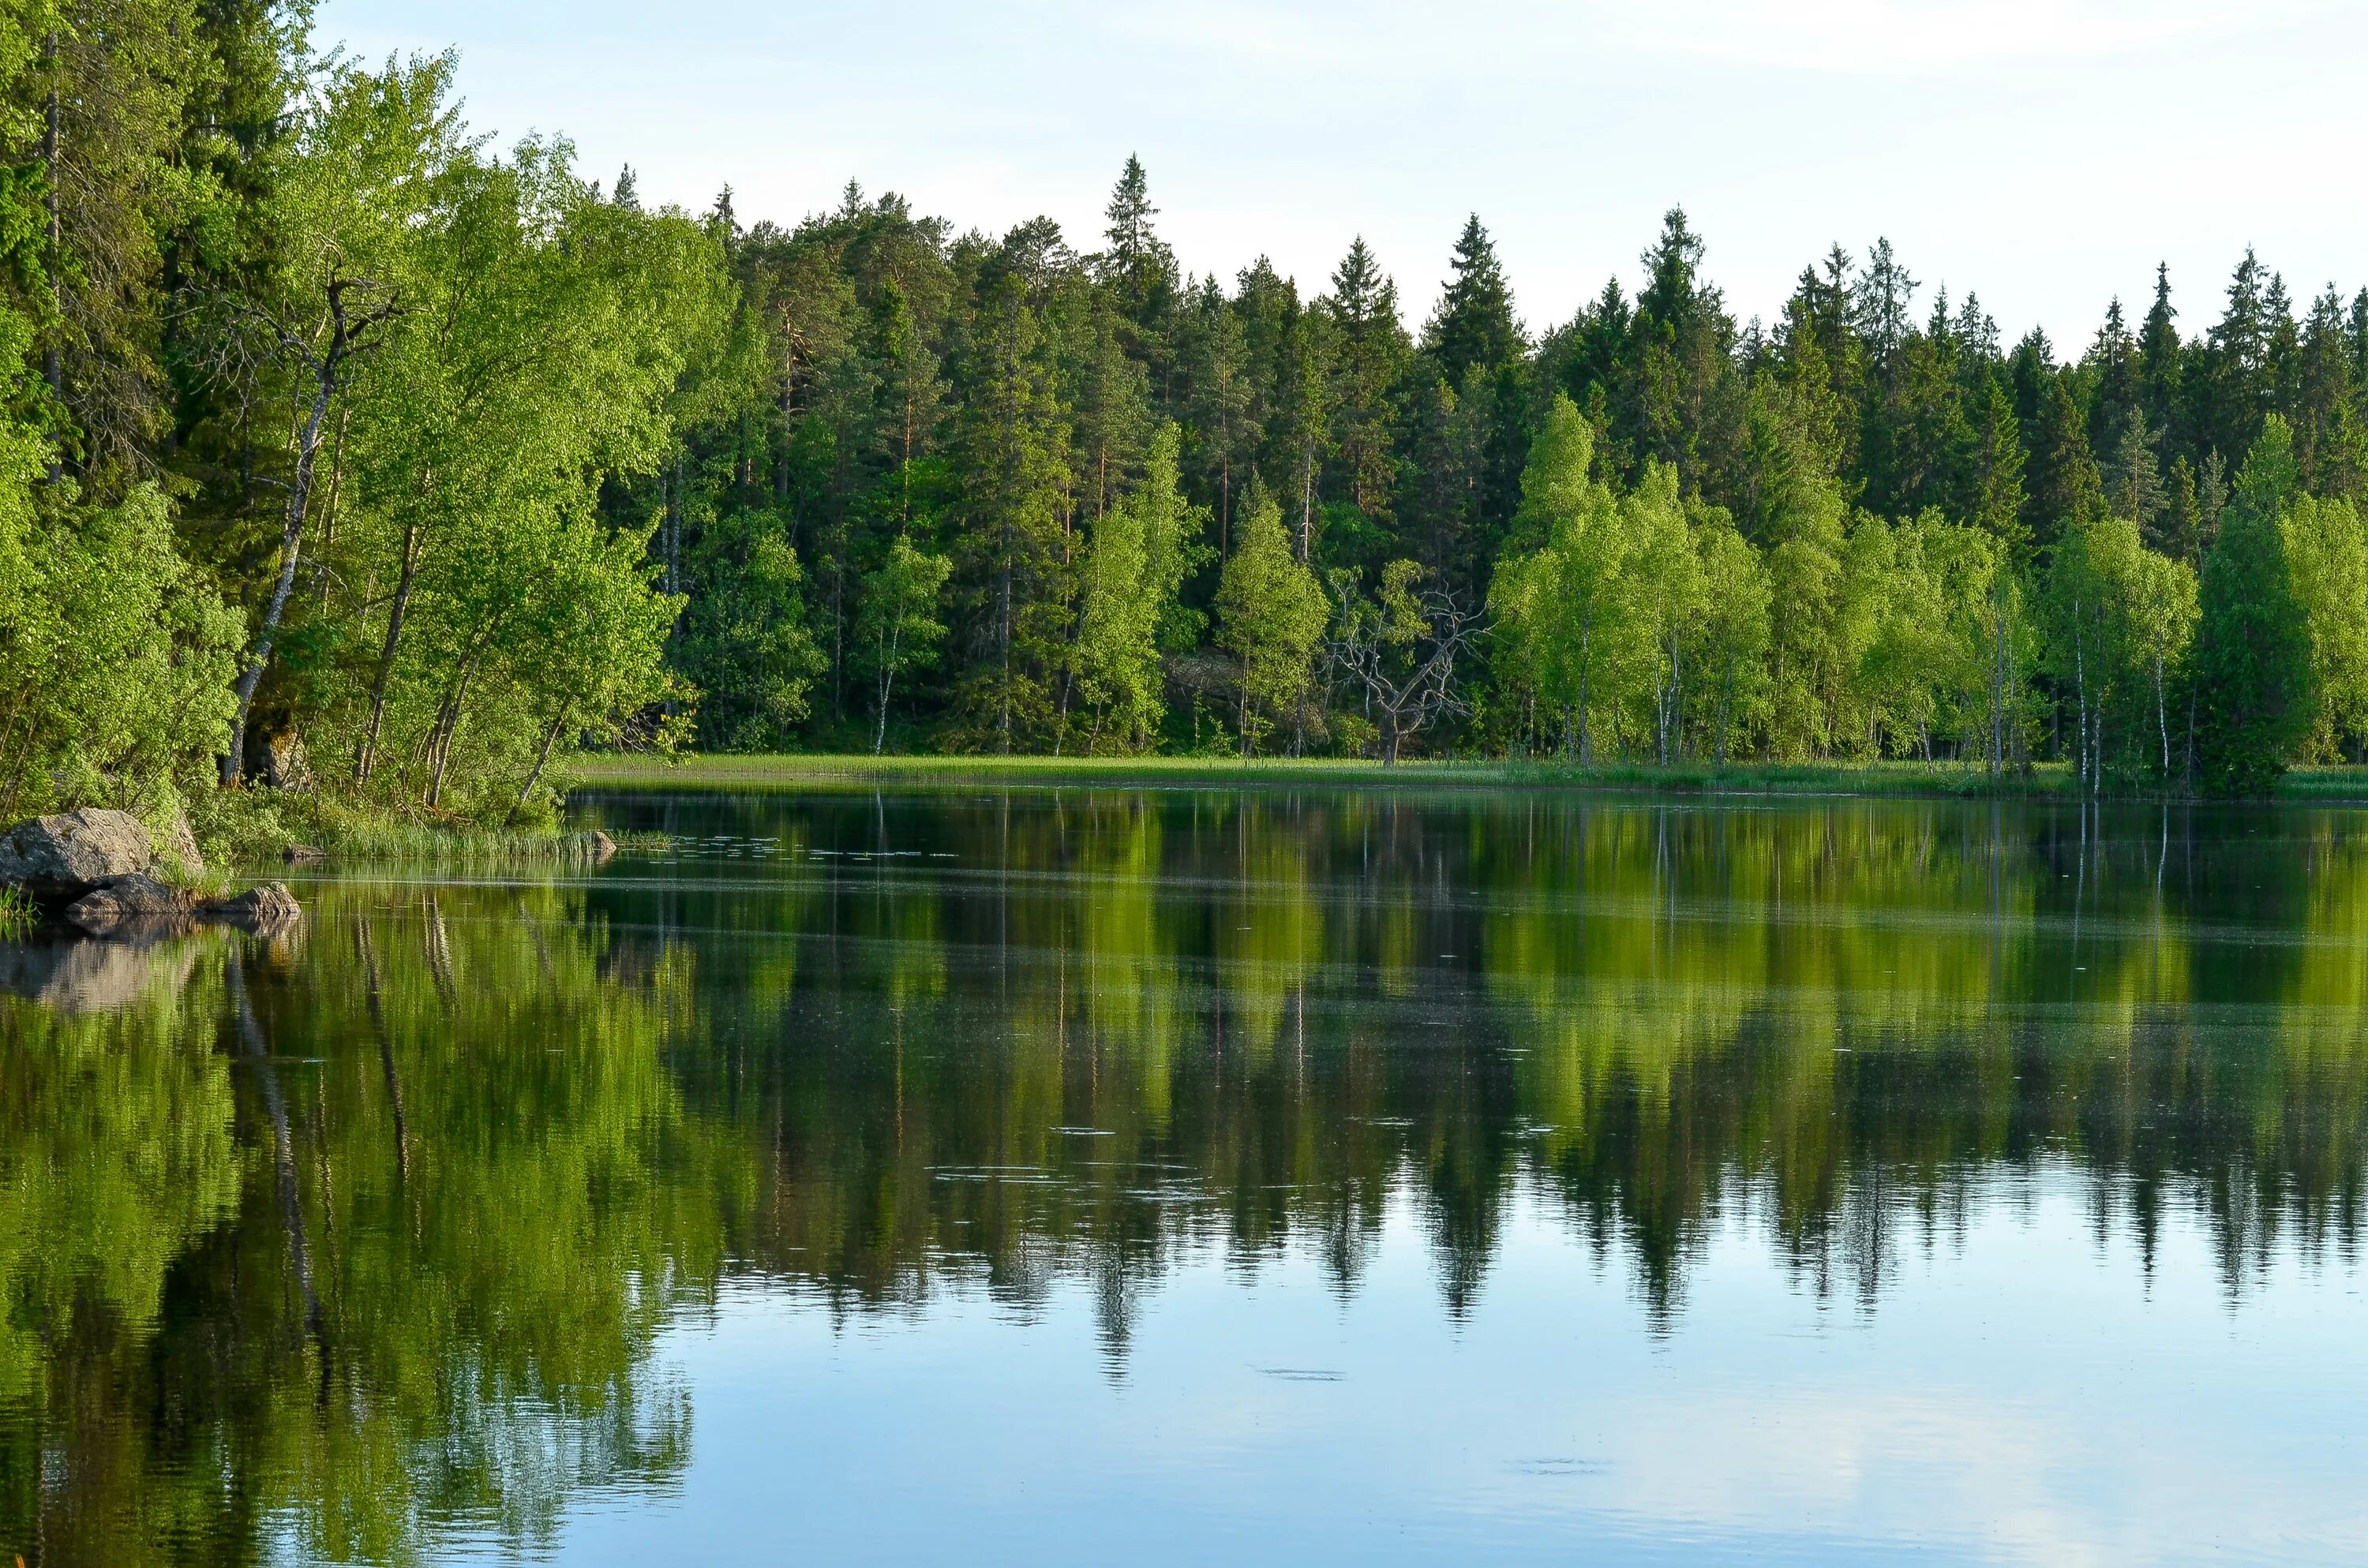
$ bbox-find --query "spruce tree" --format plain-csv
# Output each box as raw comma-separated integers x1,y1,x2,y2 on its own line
2292,286,2366,497
2139,264,2184,448
1621,208,1740,496
1851,238,1917,376
2104,410,2168,535
2020,376,2104,553
2193,416,2314,795
2349,288,2368,396
1321,238,1408,529
2197,249,2272,469
1965,377,2027,544
2086,298,2140,460
1095,155,1178,395
1424,214,1519,388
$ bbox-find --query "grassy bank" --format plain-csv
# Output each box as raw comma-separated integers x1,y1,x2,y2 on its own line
186,787,627,872
569,752,2086,798
571,753,2368,803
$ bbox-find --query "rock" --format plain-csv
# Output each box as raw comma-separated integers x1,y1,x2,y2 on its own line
0,810,155,899
64,874,195,937
575,830,617,863
200,881,302,933
245,727,314,791
282,844,326,866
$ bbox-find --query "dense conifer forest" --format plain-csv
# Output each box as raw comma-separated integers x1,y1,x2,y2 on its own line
6,4,2365,827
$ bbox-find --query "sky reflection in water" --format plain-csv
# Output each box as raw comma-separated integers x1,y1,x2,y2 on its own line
4,789,2366,1566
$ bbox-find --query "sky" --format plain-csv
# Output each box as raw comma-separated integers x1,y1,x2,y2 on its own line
312,0,2368,350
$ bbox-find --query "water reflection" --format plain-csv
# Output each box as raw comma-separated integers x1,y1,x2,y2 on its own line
1,791,2365,1563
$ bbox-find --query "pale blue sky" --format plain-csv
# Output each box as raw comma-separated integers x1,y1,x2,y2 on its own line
316,1,2366,349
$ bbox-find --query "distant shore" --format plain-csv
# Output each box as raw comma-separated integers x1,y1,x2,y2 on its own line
568,754,2368,802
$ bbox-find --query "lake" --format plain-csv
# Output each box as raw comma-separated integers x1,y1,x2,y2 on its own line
3,788,2366,1565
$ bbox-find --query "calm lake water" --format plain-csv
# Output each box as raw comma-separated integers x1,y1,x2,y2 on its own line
4,788,2368,1565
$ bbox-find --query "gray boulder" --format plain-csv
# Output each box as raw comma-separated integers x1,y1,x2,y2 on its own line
200,882,302,933
64,874,196,937
0,810,155,898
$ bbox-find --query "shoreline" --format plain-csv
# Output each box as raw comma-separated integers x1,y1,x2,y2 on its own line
566,753,2368,803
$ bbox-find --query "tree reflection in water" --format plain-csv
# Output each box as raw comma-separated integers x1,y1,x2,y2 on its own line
2,790,2366,1562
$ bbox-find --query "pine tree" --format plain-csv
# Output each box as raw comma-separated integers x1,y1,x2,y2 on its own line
1175,274,1251,551
946,257,1073,750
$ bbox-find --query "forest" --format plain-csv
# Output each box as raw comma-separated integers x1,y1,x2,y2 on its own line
5,3,2366,830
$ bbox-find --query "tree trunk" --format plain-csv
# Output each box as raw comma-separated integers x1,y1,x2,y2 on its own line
998,515,1014,754
1991,574,2007,777
509,711,569,823
1576,620,1594,768
356,521,423,785
875,622,901,756
41,40,62,434
425,649,485,809
1716,657,1734,767
224,362,337,785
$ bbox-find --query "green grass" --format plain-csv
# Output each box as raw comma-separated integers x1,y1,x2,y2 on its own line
0,884,38,939
569,753,2368,803
185,786,621,872
2271,766,2368,801
568,751,2089,799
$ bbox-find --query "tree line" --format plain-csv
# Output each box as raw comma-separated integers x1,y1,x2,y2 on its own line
5,6,2365,825
706,165,2361,795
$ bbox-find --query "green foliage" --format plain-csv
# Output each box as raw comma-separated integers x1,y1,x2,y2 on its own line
2283,491,2368,759
1070,422,1205,751
1490,395,1635,762
0,475,241,815
2195,417,2315,795
855,533,952,754
11,19,2368,807
1214,481,1327,754
675,506,823,751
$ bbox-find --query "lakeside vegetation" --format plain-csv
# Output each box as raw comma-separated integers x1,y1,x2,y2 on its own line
4,2,2367,861
575,750,2074,796
577,751,2368,803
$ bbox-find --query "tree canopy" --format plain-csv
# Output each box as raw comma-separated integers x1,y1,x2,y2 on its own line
5,14,2366,805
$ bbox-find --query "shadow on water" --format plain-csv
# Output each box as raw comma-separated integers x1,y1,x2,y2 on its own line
2,788,2366,1562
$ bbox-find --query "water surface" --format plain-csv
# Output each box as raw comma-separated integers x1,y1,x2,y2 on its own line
3,790,2366,1565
